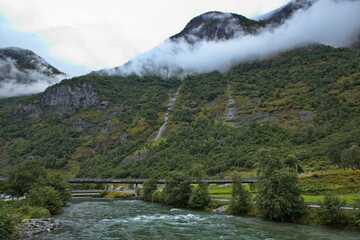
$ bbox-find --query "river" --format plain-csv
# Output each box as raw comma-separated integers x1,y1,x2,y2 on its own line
36,199,359,240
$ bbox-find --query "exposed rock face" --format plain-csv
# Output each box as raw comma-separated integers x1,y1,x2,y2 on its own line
118,131,128,146
71,117,96,131
298,110,312,121
120,149,150,166
231,108,313,127
12,83,100,120
39,83,99,112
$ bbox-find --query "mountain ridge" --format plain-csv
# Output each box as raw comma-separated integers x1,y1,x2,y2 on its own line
170,11,266,42
106,0,360,77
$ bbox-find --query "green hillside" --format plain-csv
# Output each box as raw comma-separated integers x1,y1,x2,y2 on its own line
1,45,359,180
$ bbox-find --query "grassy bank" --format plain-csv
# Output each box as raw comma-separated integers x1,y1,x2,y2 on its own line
209,169,360,204
209,192,360,205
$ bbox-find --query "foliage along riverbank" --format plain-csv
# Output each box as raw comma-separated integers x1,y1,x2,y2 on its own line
0,161,71,239
138,152,360,231
93,162,360,231
143,185,360,231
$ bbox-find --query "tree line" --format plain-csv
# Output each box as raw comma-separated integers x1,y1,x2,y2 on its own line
141,148,360,226
0,161,70,239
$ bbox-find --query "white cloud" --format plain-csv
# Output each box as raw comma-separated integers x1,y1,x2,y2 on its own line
0,0,289,71
0,57,66,98
0,80,58,98
111,0,360,76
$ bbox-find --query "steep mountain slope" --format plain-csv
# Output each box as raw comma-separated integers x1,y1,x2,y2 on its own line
0,47,66,98
1,45,359,178
111,45,360,178
0,74,181,175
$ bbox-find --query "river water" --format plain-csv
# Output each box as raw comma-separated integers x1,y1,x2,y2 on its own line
36,199,359,240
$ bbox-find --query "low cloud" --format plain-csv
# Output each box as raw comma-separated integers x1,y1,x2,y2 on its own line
0,0,289,71
110,0,360,77
0,57,66,98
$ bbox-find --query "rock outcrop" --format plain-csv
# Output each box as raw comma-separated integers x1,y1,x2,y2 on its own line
212,205,229,213
12,82,100,120
39,83,99,112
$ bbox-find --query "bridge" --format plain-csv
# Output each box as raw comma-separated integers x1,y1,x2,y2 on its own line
71,190,104,196
0,177,257,184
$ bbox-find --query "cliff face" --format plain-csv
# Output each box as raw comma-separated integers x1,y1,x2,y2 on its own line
39,83,99,110
13,83,99,120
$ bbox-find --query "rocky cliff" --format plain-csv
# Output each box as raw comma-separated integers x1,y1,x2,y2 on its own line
12,83,99,120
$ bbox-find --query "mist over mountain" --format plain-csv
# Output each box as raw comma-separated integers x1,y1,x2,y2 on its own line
260,0,315,24
170,11,266,42
106,0,360,77
0,47,67,98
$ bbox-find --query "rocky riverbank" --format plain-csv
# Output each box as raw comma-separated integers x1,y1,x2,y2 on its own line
18,218,62,239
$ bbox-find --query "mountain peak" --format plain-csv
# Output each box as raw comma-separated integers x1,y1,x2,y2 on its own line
171,11,265,42
261,0,315,24
0,47,63,75
0,47,67,98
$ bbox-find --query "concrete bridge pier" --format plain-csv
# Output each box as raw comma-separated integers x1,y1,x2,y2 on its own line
134,183,138,197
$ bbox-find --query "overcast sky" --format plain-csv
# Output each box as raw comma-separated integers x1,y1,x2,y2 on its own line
0,0,289,76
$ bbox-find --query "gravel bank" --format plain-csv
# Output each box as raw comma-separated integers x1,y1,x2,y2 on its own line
19,218,62,239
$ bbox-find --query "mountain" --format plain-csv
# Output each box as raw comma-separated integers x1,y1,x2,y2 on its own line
261,0,314,24
108,0,360,77
170,0,314,43
170,11,266,42
107,12,268,76
170,0,315,43
0,1,359,179
0,47,66,98
1,45,359,178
